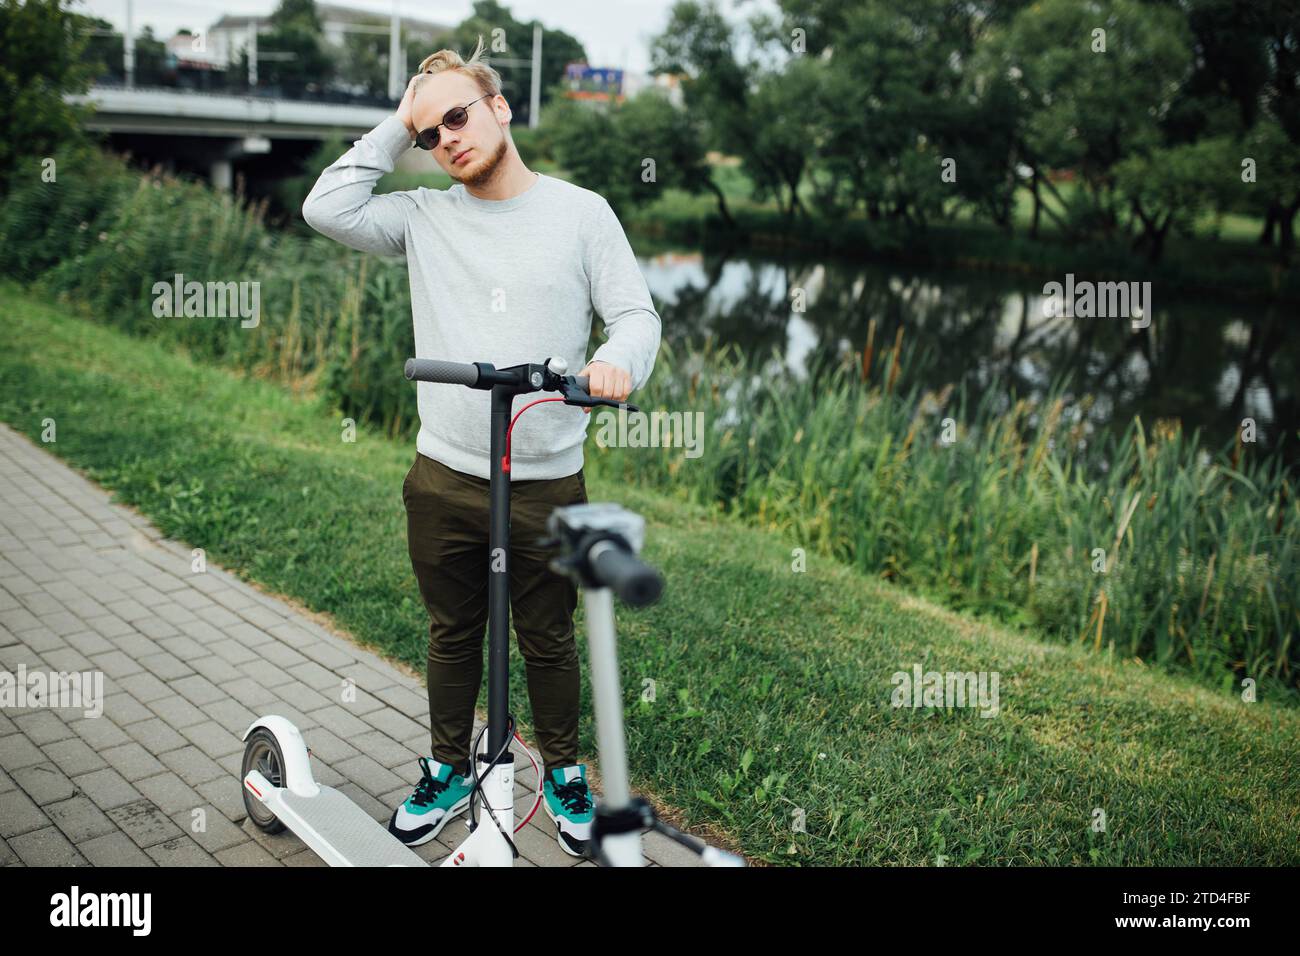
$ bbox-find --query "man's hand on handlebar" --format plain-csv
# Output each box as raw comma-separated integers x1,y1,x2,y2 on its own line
576,360,632,415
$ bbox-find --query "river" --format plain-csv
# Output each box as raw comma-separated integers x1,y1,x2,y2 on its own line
632,242,1297,467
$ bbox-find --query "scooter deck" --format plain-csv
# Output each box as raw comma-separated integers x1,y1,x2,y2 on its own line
279,785,427,867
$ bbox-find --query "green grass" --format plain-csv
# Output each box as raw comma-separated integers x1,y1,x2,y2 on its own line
2,280,1297,865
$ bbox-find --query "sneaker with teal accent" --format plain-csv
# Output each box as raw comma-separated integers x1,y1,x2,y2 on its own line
388,757,473,846
542,764,594,857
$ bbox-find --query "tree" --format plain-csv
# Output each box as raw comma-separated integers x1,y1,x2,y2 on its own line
743,57,824,221
75,14,166,86
1238,113,1300,260
544,84,731,226
83,16,123,82
440,1,587,125
259,0,334,98
650,0,752,158
650,0,805,223
545,99,627,208
625,88,734,225
0,0,95,196
132,26,169,86
1244,0,1300,251
766,0,1027,229
1113,137,1237,261
338,22,389,99
1000,0,1195,240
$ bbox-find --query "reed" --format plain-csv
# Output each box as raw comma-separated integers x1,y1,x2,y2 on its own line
590,336,1297,695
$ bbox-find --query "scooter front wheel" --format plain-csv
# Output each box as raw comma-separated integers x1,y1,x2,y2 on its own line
242,728,288,834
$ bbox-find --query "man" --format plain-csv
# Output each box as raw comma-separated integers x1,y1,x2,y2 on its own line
301,36,661,857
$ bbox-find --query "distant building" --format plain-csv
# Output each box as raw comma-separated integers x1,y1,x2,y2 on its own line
564,63,624,102
165,31,222,71
626,71,685,107
564,63,684,107
316,4,449,48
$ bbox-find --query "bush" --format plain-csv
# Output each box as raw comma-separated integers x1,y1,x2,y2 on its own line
0,0,95,196
0,145,416,430
0,144,136,280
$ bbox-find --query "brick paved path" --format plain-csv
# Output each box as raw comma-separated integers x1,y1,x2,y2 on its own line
0,423,700,866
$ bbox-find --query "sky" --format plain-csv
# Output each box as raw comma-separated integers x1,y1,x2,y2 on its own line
73,0,780,75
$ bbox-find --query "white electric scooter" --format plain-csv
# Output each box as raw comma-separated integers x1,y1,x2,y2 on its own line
239,356,744,867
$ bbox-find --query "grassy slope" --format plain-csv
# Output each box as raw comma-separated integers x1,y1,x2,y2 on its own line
1,279,1295,865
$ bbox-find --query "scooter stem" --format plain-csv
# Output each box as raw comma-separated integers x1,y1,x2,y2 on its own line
582,586,644,866
486,383,513,765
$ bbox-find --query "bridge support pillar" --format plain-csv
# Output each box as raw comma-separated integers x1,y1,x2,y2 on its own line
210,159,234,192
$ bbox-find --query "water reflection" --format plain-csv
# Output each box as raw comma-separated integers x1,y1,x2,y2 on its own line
634,244,1297,466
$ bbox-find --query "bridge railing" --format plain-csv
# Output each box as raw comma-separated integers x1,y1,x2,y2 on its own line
90,76,395,110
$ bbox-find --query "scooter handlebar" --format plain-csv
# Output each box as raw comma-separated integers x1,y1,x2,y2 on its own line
404,358,480,387
588,540,663,607
403,358,592,398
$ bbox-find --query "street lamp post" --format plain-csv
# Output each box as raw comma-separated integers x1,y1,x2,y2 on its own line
529,22,542,130
388,0,402,100
487,25,544,128
124,0,136,89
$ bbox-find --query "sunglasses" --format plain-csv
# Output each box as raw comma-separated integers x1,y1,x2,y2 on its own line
413,94,493,151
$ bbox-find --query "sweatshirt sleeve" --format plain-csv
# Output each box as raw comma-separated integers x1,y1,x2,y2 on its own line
583,197,662,392
301,115,418,257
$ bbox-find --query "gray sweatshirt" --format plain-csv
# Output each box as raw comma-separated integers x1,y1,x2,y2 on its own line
302,115,662,481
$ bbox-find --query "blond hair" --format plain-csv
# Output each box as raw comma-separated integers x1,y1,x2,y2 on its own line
415,35,503,100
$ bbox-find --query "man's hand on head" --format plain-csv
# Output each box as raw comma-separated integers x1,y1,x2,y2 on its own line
576,360,632,414
396,74,421,141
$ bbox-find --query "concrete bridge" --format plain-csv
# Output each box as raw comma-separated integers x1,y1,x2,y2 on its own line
67,85,429,190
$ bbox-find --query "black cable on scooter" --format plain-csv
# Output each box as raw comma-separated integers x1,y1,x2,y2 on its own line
465,713,520,859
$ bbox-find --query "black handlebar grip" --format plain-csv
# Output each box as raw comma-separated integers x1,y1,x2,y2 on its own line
574,375,589,391
589,541,663,607
404,358,480,386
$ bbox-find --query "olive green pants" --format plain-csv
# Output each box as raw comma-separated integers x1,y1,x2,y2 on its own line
403,452,587,779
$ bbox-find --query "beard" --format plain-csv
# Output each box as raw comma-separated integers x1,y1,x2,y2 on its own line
451,133,510,188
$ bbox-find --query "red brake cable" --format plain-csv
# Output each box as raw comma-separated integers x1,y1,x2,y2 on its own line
502,397,566,473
